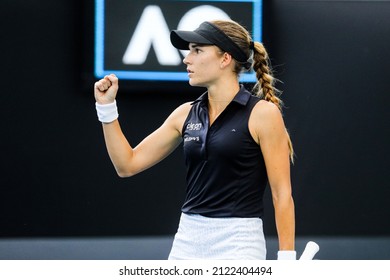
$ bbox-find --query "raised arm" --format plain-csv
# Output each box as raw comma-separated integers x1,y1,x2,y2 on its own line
94,74,191,177
249,100,295,254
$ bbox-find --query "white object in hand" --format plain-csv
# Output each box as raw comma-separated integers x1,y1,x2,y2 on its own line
299,241,320,260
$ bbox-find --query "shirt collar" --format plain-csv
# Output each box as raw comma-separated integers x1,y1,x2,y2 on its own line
191,85,251,106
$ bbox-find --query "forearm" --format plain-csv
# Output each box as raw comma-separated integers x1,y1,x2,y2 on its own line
102,120,135,177
274,196,295,251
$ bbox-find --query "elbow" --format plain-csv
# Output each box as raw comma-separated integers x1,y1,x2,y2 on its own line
117,171,132,178
113,158,142,178
272,191,294,208
115,167,136,178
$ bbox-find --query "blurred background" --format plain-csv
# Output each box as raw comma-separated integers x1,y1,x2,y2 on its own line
0,0,389,260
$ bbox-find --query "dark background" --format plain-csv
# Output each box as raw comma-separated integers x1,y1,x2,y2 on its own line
1,0,389,239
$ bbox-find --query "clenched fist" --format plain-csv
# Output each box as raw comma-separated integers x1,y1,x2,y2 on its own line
94,74,119,105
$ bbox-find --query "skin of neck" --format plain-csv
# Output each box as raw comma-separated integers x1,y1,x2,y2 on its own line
207,71,240,104
206,73,240,123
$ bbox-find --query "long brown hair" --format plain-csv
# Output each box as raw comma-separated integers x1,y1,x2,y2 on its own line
211,20,294,162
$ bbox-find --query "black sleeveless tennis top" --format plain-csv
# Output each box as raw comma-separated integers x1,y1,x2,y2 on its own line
181,85,268,218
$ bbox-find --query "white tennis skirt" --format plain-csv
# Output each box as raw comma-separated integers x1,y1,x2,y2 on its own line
168,213,266,260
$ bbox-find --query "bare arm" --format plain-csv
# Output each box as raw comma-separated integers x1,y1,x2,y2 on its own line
94,74,191,177
249,101,295,251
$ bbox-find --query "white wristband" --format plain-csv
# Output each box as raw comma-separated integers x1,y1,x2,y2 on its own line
95,100,119,123
277,250,296,260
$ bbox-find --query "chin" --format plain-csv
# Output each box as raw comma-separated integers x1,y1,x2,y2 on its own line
188,79,207,88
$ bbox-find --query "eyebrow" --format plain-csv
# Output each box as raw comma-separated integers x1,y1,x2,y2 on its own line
189,43,208,49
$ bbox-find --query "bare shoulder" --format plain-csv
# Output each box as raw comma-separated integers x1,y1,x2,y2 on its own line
168,101,192,121
164,101,193,134
174,101,193,115
249,100,286,142
252,100,282,120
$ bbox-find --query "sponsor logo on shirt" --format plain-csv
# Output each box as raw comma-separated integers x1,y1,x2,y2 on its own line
184,136,200,142
186,123,202,131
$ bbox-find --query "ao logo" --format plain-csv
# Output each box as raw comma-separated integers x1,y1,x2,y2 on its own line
122,5,230,66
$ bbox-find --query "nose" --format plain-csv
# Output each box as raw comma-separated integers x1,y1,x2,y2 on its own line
183,52,191,65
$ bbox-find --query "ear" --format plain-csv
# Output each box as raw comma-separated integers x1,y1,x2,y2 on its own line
220,52,233,69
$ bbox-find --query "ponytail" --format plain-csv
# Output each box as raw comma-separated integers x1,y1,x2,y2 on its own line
251,42,282,110
252,42,295,163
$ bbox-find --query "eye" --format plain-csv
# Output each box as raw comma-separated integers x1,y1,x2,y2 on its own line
190,45,202,54
190,47,201,54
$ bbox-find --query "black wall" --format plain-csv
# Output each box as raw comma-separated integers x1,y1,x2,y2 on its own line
1,0,389,237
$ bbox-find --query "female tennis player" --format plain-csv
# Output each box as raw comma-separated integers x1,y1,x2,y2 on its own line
94,20,296,260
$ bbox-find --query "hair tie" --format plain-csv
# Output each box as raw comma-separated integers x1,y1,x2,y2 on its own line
244,58,253,70
249,41,255,50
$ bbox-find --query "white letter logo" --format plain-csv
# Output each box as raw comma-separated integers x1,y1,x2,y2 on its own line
122,5,230,66
122,5,181,66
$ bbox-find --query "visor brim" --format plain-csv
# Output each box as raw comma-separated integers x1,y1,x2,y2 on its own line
170,30,213,50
